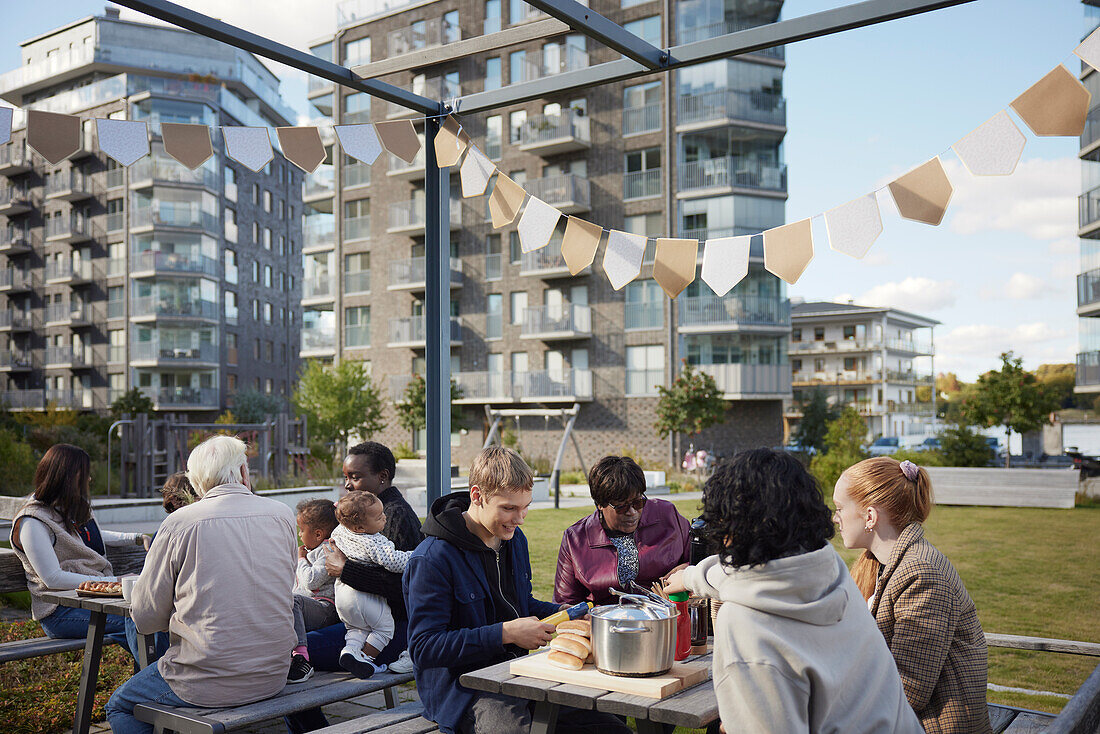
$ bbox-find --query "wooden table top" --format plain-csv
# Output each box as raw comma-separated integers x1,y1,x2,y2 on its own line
39,589,133,617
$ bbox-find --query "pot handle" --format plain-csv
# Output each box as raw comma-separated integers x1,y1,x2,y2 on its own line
609,625,651,634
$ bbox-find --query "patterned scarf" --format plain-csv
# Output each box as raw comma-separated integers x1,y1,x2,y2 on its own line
608,534,640,588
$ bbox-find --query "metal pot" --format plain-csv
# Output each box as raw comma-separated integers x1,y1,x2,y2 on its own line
590,594,678,677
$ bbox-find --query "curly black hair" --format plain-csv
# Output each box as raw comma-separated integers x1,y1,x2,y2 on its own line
588,455,646,507
700,447,834,568
347,441,397,484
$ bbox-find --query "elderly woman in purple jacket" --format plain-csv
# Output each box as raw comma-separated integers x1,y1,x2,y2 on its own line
554,456,691,607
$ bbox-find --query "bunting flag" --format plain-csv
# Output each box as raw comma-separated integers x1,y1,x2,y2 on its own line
27,110,80,164
602,229,646,290
1076,25,1100,70
1010,65,1091,137
763,219,814,285
951,111,1025,176
375,119,421,163
95,119,149,167
0,107,12,146
561,216,603,275
161,122,214,169
700,236,751,297
223,126,274,172
434,115,467,168
517,196,561,252
825,194,882,259
334,123,382,164
488,172,526,228
653,238,699,299
459,146,494,198
276,127,326,173
888,157,953,226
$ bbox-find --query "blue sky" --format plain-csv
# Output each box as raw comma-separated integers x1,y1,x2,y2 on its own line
0,0,1085,379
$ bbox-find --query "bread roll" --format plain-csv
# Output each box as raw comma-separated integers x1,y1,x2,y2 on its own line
547,650,584,671
556,619,591,637
550,633,591,657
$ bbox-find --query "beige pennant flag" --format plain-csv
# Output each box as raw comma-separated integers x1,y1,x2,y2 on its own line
27,110,81,164
763,218,814,285
561,217,602,275
887,157,953,226
162,123,214,169
1010,65,1091,137
435,115,468,168
376,120,421,163
653,238,699,299
277,127,326,173
488,173,526,228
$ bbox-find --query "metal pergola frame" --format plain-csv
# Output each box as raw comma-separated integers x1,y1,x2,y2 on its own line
112,0,975,506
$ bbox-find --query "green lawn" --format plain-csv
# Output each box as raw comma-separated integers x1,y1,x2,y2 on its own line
522,498,1100,716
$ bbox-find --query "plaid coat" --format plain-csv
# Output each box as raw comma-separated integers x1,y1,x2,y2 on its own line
871,523,992,734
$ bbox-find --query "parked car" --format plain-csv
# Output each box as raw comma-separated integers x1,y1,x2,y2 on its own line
780,440,817,456
914,437,941,452
868,437,899,456
985,437,1007,459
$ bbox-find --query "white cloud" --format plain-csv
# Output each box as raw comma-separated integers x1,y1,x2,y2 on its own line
858,277,957,312
934,322,1075,378
980,272,1054,300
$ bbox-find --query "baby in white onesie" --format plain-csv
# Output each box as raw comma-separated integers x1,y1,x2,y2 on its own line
330,491,412,678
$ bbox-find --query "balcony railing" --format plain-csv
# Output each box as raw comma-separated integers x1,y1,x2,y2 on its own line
45,259,98,282
526,174,590,211
677,89,786,128
0,351,35,370
625,302,664,331
521,304,591,338
0,185,36,213
139,386,219,408
695,363,792,397
387,16,460,55
46,302,90,324
45,169,99,200
454,371,513,401
885,370,934,384
45,345,89,367
791,339,879,354
45,389,94,410
303,275,336,300
130,296,218,320
109,345,126,363
388,316,463,346
520,110,591,149
1080,266,1100,309
131,250,219,277
513,369,593,401
106,211,125,232
343,161,371,188
678,295,790,329
0,270,36,291
304,216,336,249
677,20,785,58
1078,350,1100,387
105,167,125,190
345,270,371,294
0,142,33,172
623,103,661,135
1,389,45,409
301,326,336,353
515,44,589,83
624,169,662,200
0,310,33,330
0,227,35,253
388,256,462,289
131,207,218,232
1082,184,1100,230
303,166,335,201
132,342,218,363
130,159,220,189
485,253,502,280
678,225,763,242
387,148,427,178
885,338,934,355
345,323,371,348
519,247,570,275
1085,104,1100,153
344,215,371,241
45,214,101,242
387,199,461,232
678,159,787,193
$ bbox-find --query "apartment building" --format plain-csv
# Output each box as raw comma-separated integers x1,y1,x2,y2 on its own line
304,0,792,466
0,9,302,416
1076,1,1100,398
786,300,938,440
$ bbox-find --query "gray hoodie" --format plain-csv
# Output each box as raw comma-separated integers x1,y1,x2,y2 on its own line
685,544,924,734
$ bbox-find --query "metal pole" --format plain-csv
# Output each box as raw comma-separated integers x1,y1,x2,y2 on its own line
424,112,452,507
106,419,133,498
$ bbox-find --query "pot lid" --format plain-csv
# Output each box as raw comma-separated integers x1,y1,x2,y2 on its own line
592,600,673,621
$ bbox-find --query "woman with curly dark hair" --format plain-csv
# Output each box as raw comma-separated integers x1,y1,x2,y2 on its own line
663,448,922,733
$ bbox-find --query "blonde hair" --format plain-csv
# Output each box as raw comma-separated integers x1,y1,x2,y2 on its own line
187,435,248,495
470,446,533,499
843,456,934,600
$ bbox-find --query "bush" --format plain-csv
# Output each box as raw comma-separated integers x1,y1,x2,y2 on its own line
560,470,586,484
939,426,995,467
893,448,947,467
393,443,418,460
0,429,35,497
809,407,869,495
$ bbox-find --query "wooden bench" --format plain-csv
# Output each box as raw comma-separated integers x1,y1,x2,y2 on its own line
133,670,416,734
313,701,439,734
924,467,1077,509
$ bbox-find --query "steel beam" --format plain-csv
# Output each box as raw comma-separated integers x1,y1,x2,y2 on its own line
524,0,668,70
453,0,977,114
110,0,438,115
424,117,452,507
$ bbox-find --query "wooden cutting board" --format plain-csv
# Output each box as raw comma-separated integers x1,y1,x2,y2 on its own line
508,651,709,698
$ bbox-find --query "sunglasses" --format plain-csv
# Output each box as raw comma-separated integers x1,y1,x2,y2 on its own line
608,496,647,514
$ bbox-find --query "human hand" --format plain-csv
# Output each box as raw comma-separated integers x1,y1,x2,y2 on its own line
326,546,347,577
140,535,151,552
298,545,308,559
662,568,687,596
502,617,556,650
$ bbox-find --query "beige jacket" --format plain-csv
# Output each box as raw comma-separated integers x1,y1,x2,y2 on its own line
131,482,297,707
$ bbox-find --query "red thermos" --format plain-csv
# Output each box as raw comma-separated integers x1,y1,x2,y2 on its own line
668,591,691,661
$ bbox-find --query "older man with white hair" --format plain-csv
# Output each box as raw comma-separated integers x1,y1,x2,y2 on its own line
106,435,298,734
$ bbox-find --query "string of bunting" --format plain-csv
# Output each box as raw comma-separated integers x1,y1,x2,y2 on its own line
1,27,1098,300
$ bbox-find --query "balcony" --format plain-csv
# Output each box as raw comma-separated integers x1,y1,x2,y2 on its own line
623,103,661,136
793,370,882,386
303,275,336,303
677,159,787,195
885,338,934,356
45,345,91,368
1083,105,1100,157
387,16,460,56
303,165,335,204
45,215,102,244
513,369,593,402
0,310,33,331
526,174,590,214
519,111,591,155
519,247,573,278
343,161,371,189
1,389,44,410
131,251,220,278
301,325,336,355
345,270,371,294
344,324,371,349
1083,185,1100,236
1077,350,1100,390
387,316,463,348
139,386,219,410
679,225,763,243
389,371,516,404
677,295,790,333
344,215,371,242
387,149,426,181
790,339,880,355
677,20,785,59
387,200,461,234
45,170,99,202
624,169,662,201
677,89,786,131
130,297,218,322
131,341,219,366
45,259,98,284
885,370,934,384
696,363,791,399
514,44,590,83
0,270,36,293
129,159,220,191
0,186,35,216
45,389,94,409
0,142,33,175
0,228,35,255
520,305,592,341
304,216,336,251
1080,266,1100,316
387,256,462,291
0,350,35,371
109,345,126,363
626,303,663,331
46,302,91,326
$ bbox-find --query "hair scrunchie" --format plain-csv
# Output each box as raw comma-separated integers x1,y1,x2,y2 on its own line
899,460,919,481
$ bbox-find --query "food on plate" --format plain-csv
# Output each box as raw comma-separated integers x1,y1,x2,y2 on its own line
550,633,591,657
547,649,584,671
555,619,591,637
77,580,122,594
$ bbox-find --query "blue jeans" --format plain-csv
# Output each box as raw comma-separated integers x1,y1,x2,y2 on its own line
106,662,191,734
38,606,168,665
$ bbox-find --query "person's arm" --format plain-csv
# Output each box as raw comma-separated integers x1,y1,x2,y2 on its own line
552,536,587,605
385,501,424,552
885,563,959,712
129,528,179,634
18,518,117,588
298,548,330,592
100,529,140,546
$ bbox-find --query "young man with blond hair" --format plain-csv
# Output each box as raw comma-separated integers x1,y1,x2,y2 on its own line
404,446,632,734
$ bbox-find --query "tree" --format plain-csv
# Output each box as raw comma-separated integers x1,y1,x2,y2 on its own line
1035,363,1079,410
230,389,284,424
962,352,1058,467
0,428,36,497
110,388,154,419
654,362,728,444
809,407,869,494
394,374,465,445
292,359,384,456
938,425,994,467
794,387,838,455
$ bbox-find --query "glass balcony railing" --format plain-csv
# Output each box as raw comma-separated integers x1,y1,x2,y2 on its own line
678,295,790,329
387,16,460,56
388,257,462,288
387,148,427,177
301,325,336,353
303,275,336,300
304,165,335,200
521,304,591,338
1079,266,1100,308
514,44,589,83
139,386,219,408
130,159,220,190
520,110,591,148
624,169,662,200
1081,184,1100,230
1,389,45,409
387,200,461,231
1078,350,1100,387
526,174,590,210
130,296,218,320
343,161,371,188
344,323,371,348
677,89,786,128
132,342,218,363
131,207,218,232
304,216,336,249
1083,105,1100,152
345,270,371,294
678,159,787,193
677,20,785,58
623,103,661,136
625,302,664,331
109,345,126,363
131,251,219,277
512,369,593,401
388,316,462,345
344,215,371,241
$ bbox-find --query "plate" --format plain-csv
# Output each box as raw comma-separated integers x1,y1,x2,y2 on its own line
76,588,123,598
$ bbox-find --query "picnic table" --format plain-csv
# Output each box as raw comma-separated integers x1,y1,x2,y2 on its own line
459,644,720,734
38,589,161,734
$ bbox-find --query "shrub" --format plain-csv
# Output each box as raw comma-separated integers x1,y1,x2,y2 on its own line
393,443,419,460
893,448,947,467
560,470,586,484
0,429,36,497
809,407,869,495
939,425,995,467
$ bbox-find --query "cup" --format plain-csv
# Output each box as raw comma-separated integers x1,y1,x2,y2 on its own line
121,576,136,602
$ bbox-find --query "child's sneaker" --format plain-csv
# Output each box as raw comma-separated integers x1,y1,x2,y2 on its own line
339,645,386,679
387,649,414,674
287,653,313,683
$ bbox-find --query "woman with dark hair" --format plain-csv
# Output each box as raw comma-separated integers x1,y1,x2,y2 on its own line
663,448,923,733
8,444,162,659
553,455,689,606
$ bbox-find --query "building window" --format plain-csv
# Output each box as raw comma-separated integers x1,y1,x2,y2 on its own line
509,110,526,143
227,374,237,391
252,260,260,282
263,190,272,213
252,221,260,243
792,359,801,373
814,327,825,341
624,280,663,330
624,147,662,200
346,306,370,347
443,10,459,43
252,300,260,321
486,235,502,280
224,207,237,242
265,340,274,361
345,252,371,294
224,167,236,201
264,228,272,250
227,333,238,364
792,328,801,341
509,50,526,85
264,265,272,288
624,212,661,263
626,345,664,396
485,57,502,91
814,358,824,372
486,115,502,160
487,294,503,339
485,0,502,33
343,92,371,125
252,183,260,205
625,15,661,46
254,339,261,360
843,325,856,340
510,291,527,325
265,378,274,394
343,36,371,66
509,231,521,264
225,290,238,323
844,357,859,372
225,249,238,284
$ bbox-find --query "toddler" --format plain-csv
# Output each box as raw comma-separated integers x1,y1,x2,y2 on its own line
288,499,341,683
331,491,412,678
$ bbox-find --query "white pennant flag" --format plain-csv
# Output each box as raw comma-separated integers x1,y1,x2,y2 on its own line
700,236,751,296
517,196,561,253
825,195,882,260
460,146,494,198
951,111,1025,176
602,229,646,290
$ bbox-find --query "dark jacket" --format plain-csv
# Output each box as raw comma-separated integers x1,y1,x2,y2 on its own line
404,492,559,734
340,485,423,619
553,497,691,606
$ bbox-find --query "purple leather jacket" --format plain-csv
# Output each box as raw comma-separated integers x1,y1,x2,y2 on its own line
553,497,691,607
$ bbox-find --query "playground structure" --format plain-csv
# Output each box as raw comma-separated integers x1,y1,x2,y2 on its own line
483,405,586,508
